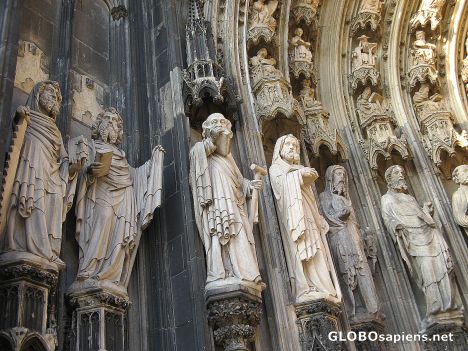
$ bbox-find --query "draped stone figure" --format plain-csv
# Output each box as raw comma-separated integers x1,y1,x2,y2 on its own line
413,31,436,66
356,87,387,120
189,113,263,290
359,0,383,14
250,0,278,31
452,165,468,237
320,165,380,321
0,81,83,269
299,79,322,110
72,108,164,294
290,28,313,63
269,135,338,302
352,35,377,70
381,165,463,329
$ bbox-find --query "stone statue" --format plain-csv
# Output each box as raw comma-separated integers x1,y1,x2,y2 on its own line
410,0,445,30
250,48,282,81
462,38,468,91
452,165,468,236
269,135,338,302
290,28,313,63
412,83,444,119
72,108,164,293
413,31,436,66
359,0,383,14
381,165,463,328
356,87,387,121
250,0,278,31
0,81,83,268
189,113,263,289
299,79,322,110
352,35,377,71
319,165,380,321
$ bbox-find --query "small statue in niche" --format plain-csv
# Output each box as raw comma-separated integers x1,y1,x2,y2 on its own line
320,165,380,321
462,37,468,93
410,0,446,31
356,87,387,121
412,31,437,66
299,79,322,110
412,83,444,119
352,35,377,71
0,81,84,268
359,0,383,14
250,0,278,32
250,48,282,80
189,113,264,289
381,165,463,329
269,135,338,302
290,28,313,63
291,0,320,26
72,108,164,293
452,165,468,237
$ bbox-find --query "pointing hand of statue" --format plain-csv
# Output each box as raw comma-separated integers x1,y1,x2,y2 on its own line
249,179,263,191
88,162,105,177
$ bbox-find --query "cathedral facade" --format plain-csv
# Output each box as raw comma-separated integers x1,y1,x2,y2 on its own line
0,0,467,350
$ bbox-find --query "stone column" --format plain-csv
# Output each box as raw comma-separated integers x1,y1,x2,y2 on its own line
68,289,129,351
0,258,59,350
295,299,344,351
206,284,262,351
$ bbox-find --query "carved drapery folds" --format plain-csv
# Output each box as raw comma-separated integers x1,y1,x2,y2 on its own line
462,37,468,98
289,27,315,80
408,4,468,168
351,0,383,35
349,2,409,173
248,0,279,45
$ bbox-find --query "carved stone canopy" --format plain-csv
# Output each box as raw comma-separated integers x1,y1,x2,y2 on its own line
291,0,320,28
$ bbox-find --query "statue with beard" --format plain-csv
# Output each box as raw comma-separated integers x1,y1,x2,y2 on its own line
320,165,380,321
381,165,463,329
189,113,263,289
72,108,164,294
451,165,468,237
269,135,338,302
0,81,82,269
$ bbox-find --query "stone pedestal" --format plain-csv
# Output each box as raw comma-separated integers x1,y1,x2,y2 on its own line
68,288,129,351
0,253,59,350
295,298,344,351
205,281,263,351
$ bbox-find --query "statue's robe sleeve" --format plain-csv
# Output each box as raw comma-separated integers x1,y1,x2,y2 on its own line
452,188,468,228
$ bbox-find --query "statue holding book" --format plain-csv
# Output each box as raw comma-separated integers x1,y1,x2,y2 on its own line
71,107,164,295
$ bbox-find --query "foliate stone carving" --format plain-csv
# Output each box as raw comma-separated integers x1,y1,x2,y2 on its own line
14,41,49,94
295,299,344,351
452,165,468,236
247,0,278,45
356,87,409,170
111,5,128,21
269,135,339,303
206,290,262,351
189,113,265,292
291,0,320,27
0,262,59,288
71,73,104,126
0,81,86,270
381,165,465,332
320,166,381,323
409,0,445,32
351,0,383,34
350,35,379,90
412,84,468,166
408,31,438,88
250,49,295,123
69,108,164,297
289,28,316,80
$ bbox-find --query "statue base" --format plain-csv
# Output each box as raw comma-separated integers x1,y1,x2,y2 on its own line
294,298,344,351
351,318,386,351
68,287,130,351
0,252,60,350
205,281,263,351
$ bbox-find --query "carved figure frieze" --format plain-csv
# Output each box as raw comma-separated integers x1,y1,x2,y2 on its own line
0,81,86,270
299,79,322,111
71,73,104,127
291,0,320,27
320,165,380,323
351,0,383,34
14,41,49,94
452,165,468,237
408,31,438,88
248,0,278,44
410,0,445,32
381,165,464,331
189,113,265,292
69,108,164,296
356,87,409,170
269,135,339,303
250,48,295,122
289,28,315,79
350,35,379,90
